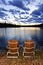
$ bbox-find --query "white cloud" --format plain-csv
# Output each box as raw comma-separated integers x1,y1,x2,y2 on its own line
0,0,43,24
28,4,38,14
0,18,5,23
0,4,16,10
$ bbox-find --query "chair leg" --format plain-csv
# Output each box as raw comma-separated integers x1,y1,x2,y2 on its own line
7,51,19,58
23,51,35,58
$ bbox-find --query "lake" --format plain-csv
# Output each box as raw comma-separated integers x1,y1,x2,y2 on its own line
0,27,43,50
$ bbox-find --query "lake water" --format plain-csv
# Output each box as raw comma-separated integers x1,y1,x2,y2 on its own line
0,27,43,50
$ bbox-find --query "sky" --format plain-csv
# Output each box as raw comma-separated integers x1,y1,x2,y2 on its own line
0,0,43,24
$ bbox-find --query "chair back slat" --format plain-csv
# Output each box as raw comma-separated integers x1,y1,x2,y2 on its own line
8,40,18,48
24,40,35,48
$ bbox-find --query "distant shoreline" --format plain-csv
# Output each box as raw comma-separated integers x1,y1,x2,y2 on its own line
0,23,43,28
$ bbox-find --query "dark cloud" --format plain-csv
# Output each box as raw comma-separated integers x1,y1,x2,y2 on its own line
9,0,30,10
26,18,34,22
2,0,6,4
41,14,43,17
39,4,43,13
0,8,7,11
31,10,41,17
20,12,25,14
0,0,7,5
0,11,7,18
9,9,15,14
9,9,20,14
27,0,30,4
28,16,43,22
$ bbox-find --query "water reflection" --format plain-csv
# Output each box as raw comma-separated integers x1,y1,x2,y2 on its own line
0,27,43,49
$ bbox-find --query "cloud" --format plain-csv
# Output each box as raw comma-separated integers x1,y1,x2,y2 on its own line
0,0,43,23
0,0,7,4
0,0,12,5
9,0,30,11
0,8,7,11
29,4,43,23
38,4,43,13
0,11,7,18
31,10,41,17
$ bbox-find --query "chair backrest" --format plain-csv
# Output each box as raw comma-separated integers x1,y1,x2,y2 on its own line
24,40,35,48
8,40,18,48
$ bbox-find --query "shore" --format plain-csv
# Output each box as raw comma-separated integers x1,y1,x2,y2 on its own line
0,23,43,28
0,49,43,65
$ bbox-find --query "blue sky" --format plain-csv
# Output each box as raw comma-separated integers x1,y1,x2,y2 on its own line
0,0,43,23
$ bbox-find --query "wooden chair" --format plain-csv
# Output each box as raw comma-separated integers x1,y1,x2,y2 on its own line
23,40,35,58
7,40,19,58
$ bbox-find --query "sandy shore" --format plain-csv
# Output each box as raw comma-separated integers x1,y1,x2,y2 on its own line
0,50,43,65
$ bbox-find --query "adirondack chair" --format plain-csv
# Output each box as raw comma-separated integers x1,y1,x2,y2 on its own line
7,40,19,58
23,40,35,58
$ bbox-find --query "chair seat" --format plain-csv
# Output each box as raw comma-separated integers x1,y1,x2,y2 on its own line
8,48,18,52
25,48,34,52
